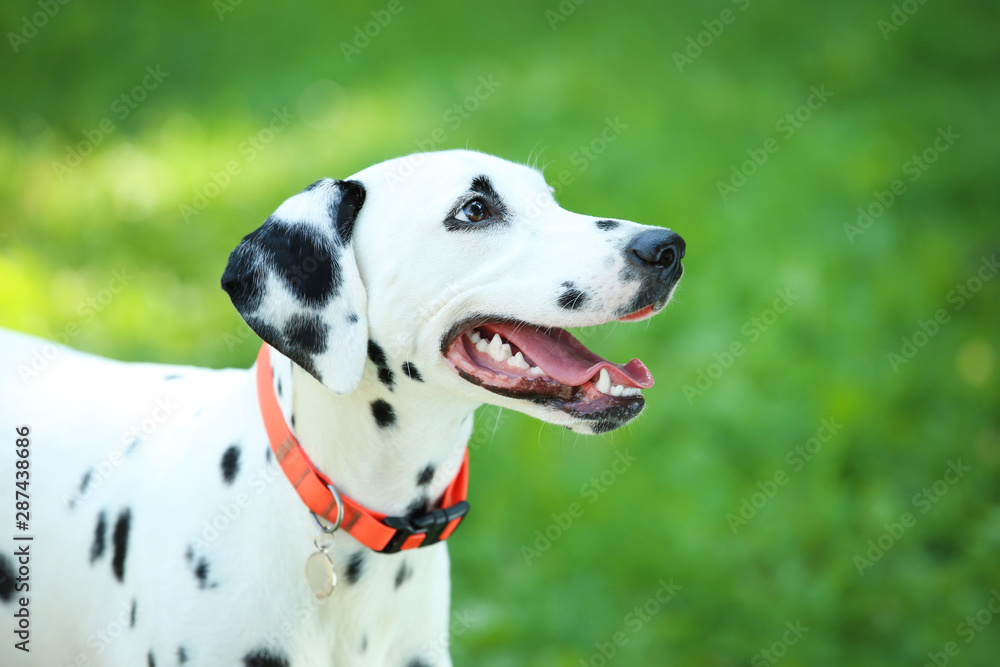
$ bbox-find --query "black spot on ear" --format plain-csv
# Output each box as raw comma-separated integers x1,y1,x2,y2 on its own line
333,180,366,243
417,464,435,486
405,496,429,519
246,316,283,351
223,218,339,312
221,445,241,484
221,244,268,314
394,560,413,589
283,313,329,355
378,366,395,390
0,553,15,602
90,511,107,563
371,400,396,428
147,651,156,667
367,340,388,368
347,313,359,324
243,647,291,667
345,551,365,584
111,509,131,582
596,219,620,231
177,646,188,664
557,284,589,310
402,362,424,382
130,599,137,627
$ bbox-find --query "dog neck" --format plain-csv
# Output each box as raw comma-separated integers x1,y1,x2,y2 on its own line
275,350,478,519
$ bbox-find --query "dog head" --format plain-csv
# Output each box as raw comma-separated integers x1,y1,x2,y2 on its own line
223,150,684,434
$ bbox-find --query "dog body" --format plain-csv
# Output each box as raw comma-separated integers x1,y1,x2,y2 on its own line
0,150,684,666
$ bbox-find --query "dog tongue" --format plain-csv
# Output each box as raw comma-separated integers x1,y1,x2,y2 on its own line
483,322,654,389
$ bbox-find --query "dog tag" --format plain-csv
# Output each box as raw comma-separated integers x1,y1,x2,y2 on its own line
305,550,336,599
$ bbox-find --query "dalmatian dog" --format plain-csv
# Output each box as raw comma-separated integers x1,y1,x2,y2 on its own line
0,149,684,667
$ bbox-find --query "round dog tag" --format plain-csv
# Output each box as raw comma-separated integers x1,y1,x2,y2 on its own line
305,551,336,599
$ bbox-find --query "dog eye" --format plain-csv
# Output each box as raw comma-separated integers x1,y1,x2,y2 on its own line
457,199,490,223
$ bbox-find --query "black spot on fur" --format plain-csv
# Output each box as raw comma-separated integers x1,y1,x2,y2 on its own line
276,378,283,397
402,362,424,382
557,283,589,310
221,445,241,484
283,313,329,355
417,464,435,486
177,646,188,664
360,635,368,653
371,400,396,428
395,560,413,589
147,651,156,667
125,437,141,455
345,551,365,584
164,373,183,380
378,366,395,390
406,496,430,519
405,658,433,667
347,313,359,324
185,545,194,562
90,511,107,563
368,340,395,388
266,446,273,463
0,553,15,602
79,468,94,494
194,558,211,588
367,340,388,368
130,599,137,627
596,219,620,231
111,509,131,582
243,647,291,667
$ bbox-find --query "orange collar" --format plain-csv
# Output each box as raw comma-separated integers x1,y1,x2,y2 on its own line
256,344,470,553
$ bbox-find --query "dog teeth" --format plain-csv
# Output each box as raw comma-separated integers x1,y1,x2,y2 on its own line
593,368,641,397
529,366,545,376
467,330,482,343
475,338,488,353
595,368,611,394
486,334,512,362
508,351,529,369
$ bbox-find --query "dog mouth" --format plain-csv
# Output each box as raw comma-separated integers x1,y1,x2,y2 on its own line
442,314,654,425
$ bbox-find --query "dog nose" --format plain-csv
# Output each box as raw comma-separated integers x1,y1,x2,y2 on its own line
626,229,685,281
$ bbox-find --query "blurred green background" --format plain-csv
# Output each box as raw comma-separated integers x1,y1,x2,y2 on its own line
1,0,998,664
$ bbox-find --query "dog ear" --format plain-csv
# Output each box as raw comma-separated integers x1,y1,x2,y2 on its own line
222,179,369,395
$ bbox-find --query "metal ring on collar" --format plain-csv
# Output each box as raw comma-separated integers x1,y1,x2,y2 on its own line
310,483,344,534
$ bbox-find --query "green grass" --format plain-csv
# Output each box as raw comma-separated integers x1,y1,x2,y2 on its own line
2,1,998,664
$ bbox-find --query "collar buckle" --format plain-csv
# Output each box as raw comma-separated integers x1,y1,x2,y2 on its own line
379,501,471,553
